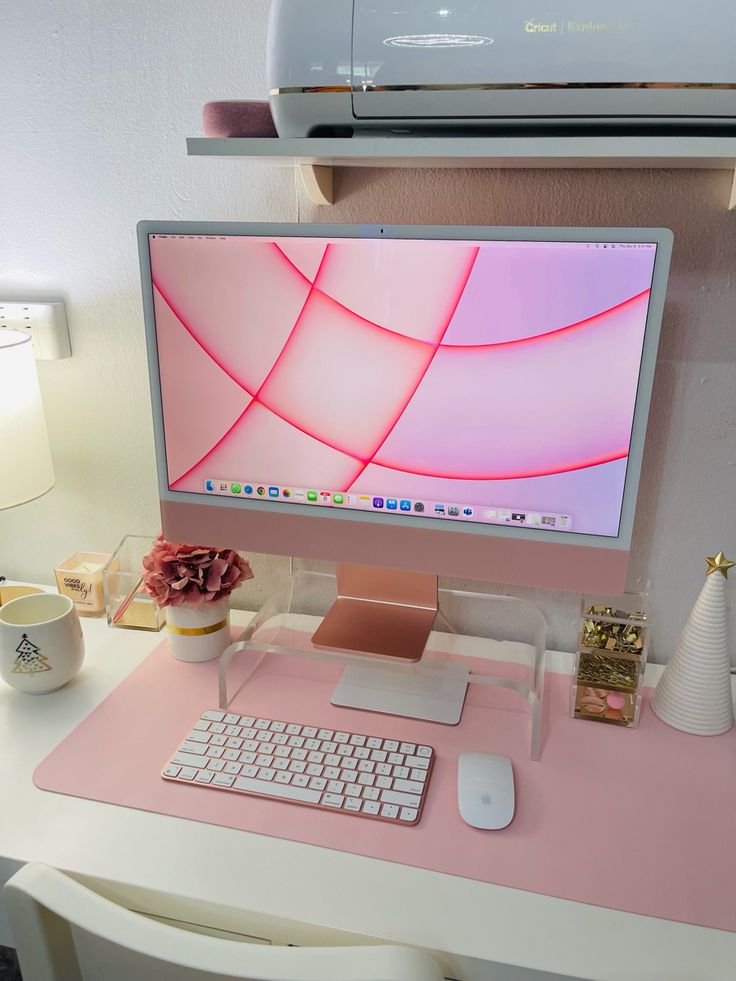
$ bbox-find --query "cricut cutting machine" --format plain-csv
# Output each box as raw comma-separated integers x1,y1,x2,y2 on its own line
267,0,736,137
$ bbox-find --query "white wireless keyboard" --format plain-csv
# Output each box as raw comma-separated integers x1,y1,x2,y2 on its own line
162,710,435,825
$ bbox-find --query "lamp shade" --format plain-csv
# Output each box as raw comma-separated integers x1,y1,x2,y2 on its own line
0,330,54,508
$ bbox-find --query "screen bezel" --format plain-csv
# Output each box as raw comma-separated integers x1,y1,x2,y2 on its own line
138,221,672,555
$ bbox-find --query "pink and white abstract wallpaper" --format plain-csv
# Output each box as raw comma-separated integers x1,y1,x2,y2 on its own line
149,234,657,537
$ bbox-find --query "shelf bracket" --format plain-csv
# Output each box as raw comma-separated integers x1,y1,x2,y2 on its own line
298,163,334,205
729,168,736,211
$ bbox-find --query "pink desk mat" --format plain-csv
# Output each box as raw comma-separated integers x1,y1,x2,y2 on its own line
34,638,736,932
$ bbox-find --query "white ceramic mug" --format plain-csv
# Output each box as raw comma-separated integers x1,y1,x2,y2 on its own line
0,593,85,694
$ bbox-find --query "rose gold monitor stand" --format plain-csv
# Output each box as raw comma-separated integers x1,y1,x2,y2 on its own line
311,563,438,662
312,563,470,724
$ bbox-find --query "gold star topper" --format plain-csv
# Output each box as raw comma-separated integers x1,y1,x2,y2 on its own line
705,551,735,579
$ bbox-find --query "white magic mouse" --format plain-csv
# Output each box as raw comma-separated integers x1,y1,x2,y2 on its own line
457,753,515,830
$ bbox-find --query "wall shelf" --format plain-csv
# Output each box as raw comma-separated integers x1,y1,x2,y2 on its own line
186,135,736,208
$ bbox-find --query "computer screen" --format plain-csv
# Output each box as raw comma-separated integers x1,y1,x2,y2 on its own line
147,231,658,539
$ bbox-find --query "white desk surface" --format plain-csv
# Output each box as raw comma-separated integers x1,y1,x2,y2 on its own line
0,587,734,981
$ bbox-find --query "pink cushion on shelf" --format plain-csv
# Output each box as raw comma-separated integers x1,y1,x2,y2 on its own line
202,101,278,138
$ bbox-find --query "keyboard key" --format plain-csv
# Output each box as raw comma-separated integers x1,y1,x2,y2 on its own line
178,766,197,780
291,748,308,761
375,763,391,776
254,719,270,729
307,751,324,764
323,766,341,780
340,769,355,783
322,741,337,754
400,742,416,755
193,720,210,732
302,726,318,738
375,775,392,789
349,734,366,747
327,780,345,794
383,740,399,752
202,711,225,722
275,771,292,784
222,749,240,761
322,793,344,808
324,754,341,767
292,774,309,787
224,762,242,775
366,737,382,749
270,720,286,732
272,733,289,745
256,731,273,742
241,765,259,778
209,723,226,734
210,734,227,746
345,784,362,797
317,728,334,740
417,746,432,757
272,758,289,771
345,797,362,812
399,807,418,822
226,737,243,749
256,755,273,767
172,752,208,769
259,768,276,781
363,786,380,801
394,766,409,780
285,724,302,735
337,745,353,757
207,759,226,772
358,773,375,786
234,775,321,803
403,754,430,769
381,789,421,808
258,743,275,755
393,778,425,795
342,757,358,770
239,751,257,765
358,760,374,773
224,713,240,725
381,803,399,819
213,774,236,788
304,738,321,751
195,771,214,783
370,749,387,763
206,747,224,759
239,716,255,727
274,746,291,758
289,760,307,773
410,769,428,782
163,764,181,777
181,741,207,754
186,730,211,743
334,731,349,743
387,753,403,766
363,800,381,815
242,740,259,752
306,763,323,777
309,777,327,791
241,728,257,740
225,725,241,736
354,747,370,760
287,735,305,748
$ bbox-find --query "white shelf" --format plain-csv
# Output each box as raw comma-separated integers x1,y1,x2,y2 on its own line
186,135,736,207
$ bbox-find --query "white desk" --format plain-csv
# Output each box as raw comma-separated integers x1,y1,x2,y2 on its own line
1,592,734,981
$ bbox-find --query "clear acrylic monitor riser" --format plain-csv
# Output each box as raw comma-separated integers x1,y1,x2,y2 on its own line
219,571,546,761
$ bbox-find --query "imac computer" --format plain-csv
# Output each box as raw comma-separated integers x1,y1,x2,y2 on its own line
138,222,672,663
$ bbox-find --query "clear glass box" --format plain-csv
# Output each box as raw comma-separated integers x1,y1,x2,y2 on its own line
571,593,648,727
220,569,548,760
103,535,166,632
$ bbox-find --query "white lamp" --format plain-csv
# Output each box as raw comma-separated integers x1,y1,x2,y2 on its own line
0,329,55,509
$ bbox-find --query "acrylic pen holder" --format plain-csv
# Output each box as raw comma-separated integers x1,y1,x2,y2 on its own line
571,593,648,727
220,569,547,760
103,535,165,632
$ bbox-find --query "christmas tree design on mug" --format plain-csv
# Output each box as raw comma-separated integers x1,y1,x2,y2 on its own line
12,633,52,675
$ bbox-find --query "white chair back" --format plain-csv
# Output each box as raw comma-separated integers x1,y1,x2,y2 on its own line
5,863,445,981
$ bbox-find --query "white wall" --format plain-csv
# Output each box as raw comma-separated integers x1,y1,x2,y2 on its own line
2,0,734,661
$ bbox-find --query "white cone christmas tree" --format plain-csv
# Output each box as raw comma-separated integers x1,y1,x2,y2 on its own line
651,552,734,735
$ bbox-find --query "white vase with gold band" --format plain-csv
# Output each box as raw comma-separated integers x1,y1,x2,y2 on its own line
165,598,230,662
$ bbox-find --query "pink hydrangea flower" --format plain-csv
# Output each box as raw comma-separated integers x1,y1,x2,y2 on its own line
142,535,253,608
